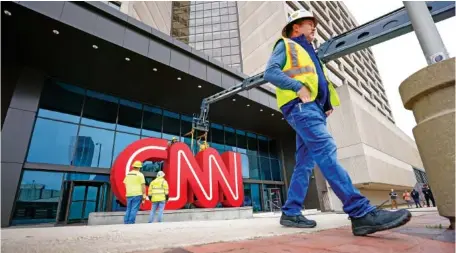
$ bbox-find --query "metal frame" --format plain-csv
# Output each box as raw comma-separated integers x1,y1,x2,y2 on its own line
191,1,454,133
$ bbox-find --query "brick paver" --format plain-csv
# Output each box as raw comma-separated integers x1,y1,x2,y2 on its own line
140,213,455,253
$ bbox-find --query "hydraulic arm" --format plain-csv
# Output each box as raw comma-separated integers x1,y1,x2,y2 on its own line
191,1,454,133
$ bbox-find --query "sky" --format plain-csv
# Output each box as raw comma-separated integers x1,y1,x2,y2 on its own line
343,1,455,139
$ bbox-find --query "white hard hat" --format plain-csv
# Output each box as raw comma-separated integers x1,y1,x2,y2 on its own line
282,9,317,37
157,171,165,177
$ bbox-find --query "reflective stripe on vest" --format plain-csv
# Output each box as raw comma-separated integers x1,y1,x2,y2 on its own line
150,180,165,195
287,41,299,68
284,66,315,78
272,37,341,109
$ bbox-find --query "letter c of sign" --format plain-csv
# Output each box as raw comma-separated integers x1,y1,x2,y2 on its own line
111,138,168,211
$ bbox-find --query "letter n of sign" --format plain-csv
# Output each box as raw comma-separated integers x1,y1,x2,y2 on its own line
164,142,244,210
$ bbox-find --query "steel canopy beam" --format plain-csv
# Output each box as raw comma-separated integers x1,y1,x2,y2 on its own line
192,1,455,133
317,1,455,63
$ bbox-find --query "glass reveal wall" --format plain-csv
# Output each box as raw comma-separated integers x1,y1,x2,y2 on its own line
26,80,283,181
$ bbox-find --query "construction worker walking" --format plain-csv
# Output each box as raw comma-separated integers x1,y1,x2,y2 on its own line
123,160,147,224
264,9,411,236
148,171,169,223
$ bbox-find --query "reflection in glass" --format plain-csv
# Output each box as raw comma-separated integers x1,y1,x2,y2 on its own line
210,123,224,145
248,155,260,179
162,110,180,141
64,173,109,182
84,201,96,219
269,139,279,159
224,126,236,150
260,157,272,181
243,183,252,207
142,106,162,138
247,133,258,157
77,126,114,168
112,132,140,165
38,81,85,123
142,161,163,173
241,154,250,178
271,159,282,181
68,201,83,220
236,130,247,154
251,184,262,212
72,186,85,201
27,118,78,165
112,195,126,211
258,135,269,157
12,170,64,225
117,99,142,134
81,90,118,130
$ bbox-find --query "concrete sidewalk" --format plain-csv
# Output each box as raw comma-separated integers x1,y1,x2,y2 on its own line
0,208,439,253
142,211,454,253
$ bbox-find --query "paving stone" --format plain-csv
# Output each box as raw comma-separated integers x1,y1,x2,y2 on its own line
149,213,455,253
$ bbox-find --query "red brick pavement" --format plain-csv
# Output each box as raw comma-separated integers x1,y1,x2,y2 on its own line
138,213,455,253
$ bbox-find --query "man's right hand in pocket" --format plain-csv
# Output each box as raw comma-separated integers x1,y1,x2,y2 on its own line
297,85,311,103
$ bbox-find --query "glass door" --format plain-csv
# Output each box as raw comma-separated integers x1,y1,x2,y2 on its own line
62,181,109,224
263,186,282,213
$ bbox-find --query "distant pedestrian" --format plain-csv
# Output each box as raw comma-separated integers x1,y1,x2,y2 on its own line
422,184,435,207
402,190,413,208
148,171,169,223
123,160,147,224
389,189,398,209
411,189,422,208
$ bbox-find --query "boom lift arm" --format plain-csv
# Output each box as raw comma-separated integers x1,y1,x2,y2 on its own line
191,1,454,133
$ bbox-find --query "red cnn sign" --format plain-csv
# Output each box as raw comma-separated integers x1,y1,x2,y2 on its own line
111,138,244,211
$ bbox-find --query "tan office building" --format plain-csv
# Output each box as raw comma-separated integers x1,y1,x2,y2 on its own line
120,1,426,210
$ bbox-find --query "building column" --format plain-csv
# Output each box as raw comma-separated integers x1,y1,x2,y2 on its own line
1,68,45,227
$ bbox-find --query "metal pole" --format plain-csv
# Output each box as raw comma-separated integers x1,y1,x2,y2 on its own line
403,1,450,65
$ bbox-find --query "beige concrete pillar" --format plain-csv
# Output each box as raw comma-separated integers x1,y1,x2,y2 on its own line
399,58,455,229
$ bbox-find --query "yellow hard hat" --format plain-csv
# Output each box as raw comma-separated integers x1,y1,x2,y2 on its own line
172,136,178,141
132,160,143,168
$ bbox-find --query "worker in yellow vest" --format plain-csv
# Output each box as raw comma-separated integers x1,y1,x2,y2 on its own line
148,171,169,223
264,9,411,236
197,138,209,152
123,160,146,224
170,136,178,145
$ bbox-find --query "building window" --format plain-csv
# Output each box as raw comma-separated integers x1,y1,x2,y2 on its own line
270,159,282,181
27,118,79,166
12,170,64,225
116,99,142,135
250,183,262,212
28,80,283,182
38,81,84,124
81,91,118,130
76,126,115,168
171,1,242,71
142,106,162,138
162,110,181,141
413,168,428,184
112,132,140,165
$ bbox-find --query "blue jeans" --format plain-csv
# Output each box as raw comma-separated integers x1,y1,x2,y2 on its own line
149,201,166,223
124,195,142,224
282,102,375,218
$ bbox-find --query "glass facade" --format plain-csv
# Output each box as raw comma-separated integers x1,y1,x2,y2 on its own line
11,170,111,225
171,1,242,71
26,80,283,181
13,79,286,225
